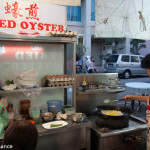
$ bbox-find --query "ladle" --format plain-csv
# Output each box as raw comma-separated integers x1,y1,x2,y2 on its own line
103,99,123,104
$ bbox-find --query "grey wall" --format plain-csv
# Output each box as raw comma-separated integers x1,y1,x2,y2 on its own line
0,42,65,111
91,42,102,66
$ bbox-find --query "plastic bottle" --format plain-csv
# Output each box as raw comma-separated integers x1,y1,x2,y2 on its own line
82,76,87,92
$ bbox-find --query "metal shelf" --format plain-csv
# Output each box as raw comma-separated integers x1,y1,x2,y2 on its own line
0,86,73,94
0,34,76,107
77,87,126,95
0,34,76,43
77,89,106,95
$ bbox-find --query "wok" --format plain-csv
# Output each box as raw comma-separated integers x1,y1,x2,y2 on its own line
93,105,132,120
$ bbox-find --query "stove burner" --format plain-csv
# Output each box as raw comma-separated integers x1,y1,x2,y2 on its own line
99,127,110,132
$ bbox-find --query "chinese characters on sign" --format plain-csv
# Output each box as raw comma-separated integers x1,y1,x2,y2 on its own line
4,1,39,20
0,0,66,34
5,1,23,18
25,3,39,21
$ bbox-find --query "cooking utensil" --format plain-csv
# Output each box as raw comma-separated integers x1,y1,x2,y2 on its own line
93,105,132,120
93,105,132,129
72,113,86,123
41,112,55,122
103,99,123,104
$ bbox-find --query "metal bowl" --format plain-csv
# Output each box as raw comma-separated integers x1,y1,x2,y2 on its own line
41,112,55,122
72,113,86,123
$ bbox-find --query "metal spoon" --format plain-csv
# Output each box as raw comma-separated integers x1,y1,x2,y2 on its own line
103,99,122,104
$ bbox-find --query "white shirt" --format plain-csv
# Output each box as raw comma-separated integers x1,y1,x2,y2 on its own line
88,61,96,70
86,59,90,68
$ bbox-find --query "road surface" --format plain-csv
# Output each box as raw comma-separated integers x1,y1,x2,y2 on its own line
117,76,149,119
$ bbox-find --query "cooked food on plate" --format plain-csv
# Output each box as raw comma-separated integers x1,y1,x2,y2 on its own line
41,112,53,118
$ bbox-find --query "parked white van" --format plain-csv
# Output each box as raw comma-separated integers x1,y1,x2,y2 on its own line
104,54,147,79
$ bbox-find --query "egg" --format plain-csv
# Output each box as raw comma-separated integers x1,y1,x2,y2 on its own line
101,110,123,116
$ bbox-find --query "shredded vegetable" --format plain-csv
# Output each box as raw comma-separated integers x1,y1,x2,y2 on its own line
50,124,63,128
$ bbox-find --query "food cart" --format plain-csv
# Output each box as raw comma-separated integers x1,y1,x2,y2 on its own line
0,34,92,150
76,74,147,150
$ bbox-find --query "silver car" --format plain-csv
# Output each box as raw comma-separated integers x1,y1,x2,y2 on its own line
104,54,147,79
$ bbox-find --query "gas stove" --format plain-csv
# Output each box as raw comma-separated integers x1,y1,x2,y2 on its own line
88,115,147,150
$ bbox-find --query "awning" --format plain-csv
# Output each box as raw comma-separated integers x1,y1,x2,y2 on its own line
23,0,81,6
95,0,150,40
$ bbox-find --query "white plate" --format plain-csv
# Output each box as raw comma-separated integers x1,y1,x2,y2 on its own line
42,120,68,129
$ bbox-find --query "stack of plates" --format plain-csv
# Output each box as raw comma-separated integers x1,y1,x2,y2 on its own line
16,70,38,88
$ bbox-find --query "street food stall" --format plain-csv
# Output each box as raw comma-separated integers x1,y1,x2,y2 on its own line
0,34,92,150
76,74,147,150
0,1,147,150
0,37,147,150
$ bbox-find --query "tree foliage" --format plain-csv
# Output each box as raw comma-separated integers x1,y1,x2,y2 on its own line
130,39,146,54
104,38,125,53
76,44,86,61
99,53,110,60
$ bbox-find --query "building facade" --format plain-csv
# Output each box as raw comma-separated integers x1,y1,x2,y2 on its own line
66,0,149,70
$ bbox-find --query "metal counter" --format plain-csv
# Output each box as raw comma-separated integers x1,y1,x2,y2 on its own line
88,115,147,150
36,118,92,150
88,115,146,138
0,118,92,150
36,118,92,136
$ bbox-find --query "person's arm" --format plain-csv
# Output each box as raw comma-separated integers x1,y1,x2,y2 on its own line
123,95,149,102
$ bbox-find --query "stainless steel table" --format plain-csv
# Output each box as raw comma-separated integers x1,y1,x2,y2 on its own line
88,115,146,150
125,82,150,91
125,82,150,111
36,118,92,150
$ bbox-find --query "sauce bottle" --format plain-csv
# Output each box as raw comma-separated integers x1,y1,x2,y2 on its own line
20,100,30,119
82,76,87,92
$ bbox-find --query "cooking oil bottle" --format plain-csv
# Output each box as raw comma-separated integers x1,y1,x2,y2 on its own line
82,76,87,92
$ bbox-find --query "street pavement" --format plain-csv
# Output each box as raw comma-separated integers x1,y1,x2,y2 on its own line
117,76,150,120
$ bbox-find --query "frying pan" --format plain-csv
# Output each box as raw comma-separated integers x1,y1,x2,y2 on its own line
93,105,132,120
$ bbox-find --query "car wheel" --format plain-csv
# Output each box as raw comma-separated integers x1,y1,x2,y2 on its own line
123,70,131,79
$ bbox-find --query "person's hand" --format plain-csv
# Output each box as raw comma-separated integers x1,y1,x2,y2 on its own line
122,95,135,101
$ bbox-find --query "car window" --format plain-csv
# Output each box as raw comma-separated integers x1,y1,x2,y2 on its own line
131,56,139,62
106,55,119,62
121,55,129,62
140,57,144,62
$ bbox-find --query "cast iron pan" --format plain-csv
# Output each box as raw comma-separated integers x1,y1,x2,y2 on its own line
95,116,129,129
93,105,132,120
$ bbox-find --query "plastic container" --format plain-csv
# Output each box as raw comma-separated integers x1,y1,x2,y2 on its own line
47,100,62,113
20,100,30,118
63,106,76,115
32,108,40,124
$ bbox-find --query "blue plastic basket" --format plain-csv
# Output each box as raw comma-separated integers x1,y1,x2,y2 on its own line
47,100,62,113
